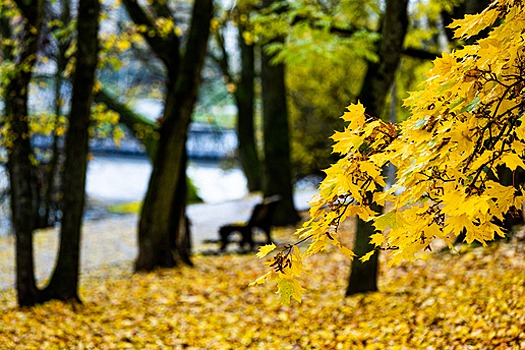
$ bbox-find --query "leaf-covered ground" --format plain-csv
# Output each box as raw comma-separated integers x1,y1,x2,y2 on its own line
1,227,524,349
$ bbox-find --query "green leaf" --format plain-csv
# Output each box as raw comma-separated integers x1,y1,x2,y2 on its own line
460,96,481,113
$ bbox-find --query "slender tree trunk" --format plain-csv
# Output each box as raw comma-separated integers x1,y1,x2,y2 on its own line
6,75,39,307
347,0,409,296
169,148,193,266
42,0,99,302
260,0,300,226
136,82,181,270
346,203,381,296
3,0,44,307
134,0,212,271
260,52,299,226
235,22,261,192
42,0,71,228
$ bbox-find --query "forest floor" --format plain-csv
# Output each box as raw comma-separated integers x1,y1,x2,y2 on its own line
1,214,525,349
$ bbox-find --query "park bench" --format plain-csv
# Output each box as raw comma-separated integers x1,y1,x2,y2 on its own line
218,195,281,252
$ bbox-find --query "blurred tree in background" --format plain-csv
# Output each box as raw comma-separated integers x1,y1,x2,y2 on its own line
121,0,213,271
1,0,99,306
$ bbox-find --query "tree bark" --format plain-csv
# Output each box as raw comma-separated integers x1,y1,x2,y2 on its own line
40,0,71,229
212,11,261,192
260,51,300,226
3,0,44,307
129,0,213,271
347,0,409,296
169,148,193,266
42,0,99,303
260,0,300,226
346,203,381,296
6,65,40,307
235,22,261,192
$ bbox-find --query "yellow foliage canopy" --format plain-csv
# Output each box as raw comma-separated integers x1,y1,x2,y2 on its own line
256,0,525,303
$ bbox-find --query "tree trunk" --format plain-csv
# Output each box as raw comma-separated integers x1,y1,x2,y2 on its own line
3,0,44,307
235,22,261,192
6,74,39,307
40,0,71,229
134,0,213,271
358,1,408,119
346,203,380,295
42,0,99,302
260,1,300,226
347,0,409,296
135,84,183,270
169,148,193,266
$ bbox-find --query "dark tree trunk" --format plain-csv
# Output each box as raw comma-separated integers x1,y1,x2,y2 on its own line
358,1,409,119
135,82,182,270
260,0,300,226
169,148,193,266
127,0,213,271
260,52,300,226
39,0,71,229
235,22,261,192
3,0,44,307
42,0,99,303
6,73,40,307
347,0,409,296
346,203,381,296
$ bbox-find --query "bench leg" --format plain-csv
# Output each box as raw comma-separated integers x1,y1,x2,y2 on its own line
263,227,272,244
239,227,254,251
219,226,235,252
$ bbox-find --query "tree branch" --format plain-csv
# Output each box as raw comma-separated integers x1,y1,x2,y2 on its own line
403,47,441,61
211,29,235,85
121,0,179,70
175,0,213,93
283,7,440,63
94,87,158,160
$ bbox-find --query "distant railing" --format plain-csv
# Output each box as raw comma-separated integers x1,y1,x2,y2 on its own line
31,123,238,160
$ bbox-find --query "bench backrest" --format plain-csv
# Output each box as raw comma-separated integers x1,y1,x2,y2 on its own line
248,196,281,229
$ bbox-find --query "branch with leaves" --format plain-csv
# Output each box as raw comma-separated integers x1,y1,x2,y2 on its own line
254,0,525,304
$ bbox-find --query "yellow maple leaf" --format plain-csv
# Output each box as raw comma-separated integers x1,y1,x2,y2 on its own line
256,243,276,258
359,161,381,179
449,8,500,39
342,101,366,130
276,276,304,305
249,272,272,286
359,250,376,263
369,233,385,247
499,152,525,171
339,245,356,260
331,131,363,154
514,124,525,141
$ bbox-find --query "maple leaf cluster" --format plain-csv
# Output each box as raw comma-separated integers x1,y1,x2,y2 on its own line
256,0,525,303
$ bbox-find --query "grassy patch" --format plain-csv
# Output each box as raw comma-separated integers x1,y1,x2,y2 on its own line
105,176,202,215
107,201,142,214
